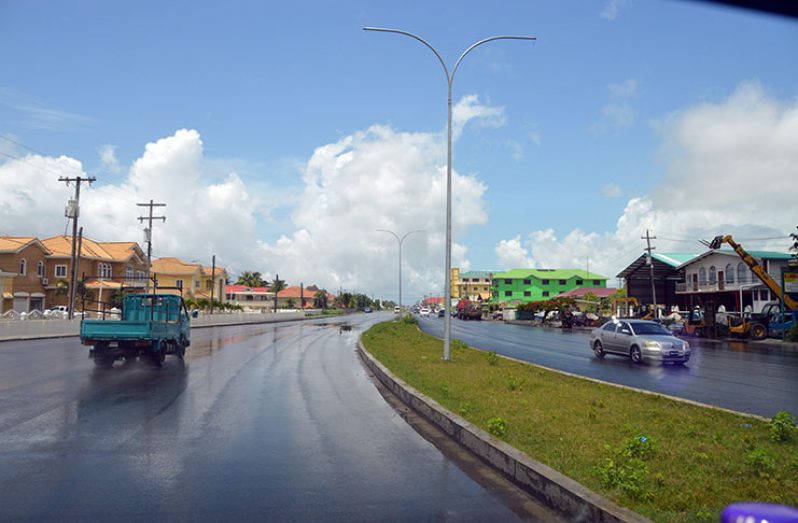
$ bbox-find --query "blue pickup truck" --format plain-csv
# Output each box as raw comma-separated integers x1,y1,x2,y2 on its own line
80,293,192,368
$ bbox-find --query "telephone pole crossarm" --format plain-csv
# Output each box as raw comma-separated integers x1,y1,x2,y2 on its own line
137,200,167,291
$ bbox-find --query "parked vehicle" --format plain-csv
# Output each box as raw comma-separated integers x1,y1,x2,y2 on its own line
456,299,482,320
438,309,445,317
590,319,690,365
419,307,431,317
729,302,798,340
363,307,372,313
80,293,192,368
394,306,401,314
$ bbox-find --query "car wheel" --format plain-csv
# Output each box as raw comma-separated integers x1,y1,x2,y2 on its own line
592,340,605,358
630,345,643,364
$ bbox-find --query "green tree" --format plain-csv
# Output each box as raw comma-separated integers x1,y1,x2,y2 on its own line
286,298,296,309
235,271,266,287
314,289,329,310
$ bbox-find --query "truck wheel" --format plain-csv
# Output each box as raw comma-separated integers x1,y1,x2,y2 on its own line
151,341,165,367
751,323,767,340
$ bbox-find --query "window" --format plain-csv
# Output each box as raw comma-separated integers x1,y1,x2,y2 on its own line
558,279,566,285
760,290,770,301
37,261,45,277
19,258,26,275
602,323,616,332
699,267,707,285
725,264,734,283
543,291,550,297
523,291,531,297
55,265,67,278
98,263,112,279
523,279,531,285
709,266,717,284
737,263,746,283
126,266,134,280
176,279,184,289
504,279,512,284
504,291,512,297
206,279,212,290
593,280,601,286
542,279,549,285
137,270,146,281
576,279,583,285
194,279,200,289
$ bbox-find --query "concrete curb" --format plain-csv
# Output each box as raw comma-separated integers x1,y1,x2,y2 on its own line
357,341,651,523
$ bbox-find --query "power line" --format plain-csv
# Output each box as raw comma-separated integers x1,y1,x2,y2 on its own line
137,200,167,289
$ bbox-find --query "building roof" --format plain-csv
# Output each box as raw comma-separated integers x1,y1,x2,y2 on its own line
556,287,617,298
40,235,143,262
201,266,228,277
493,268,608,280
616,253,703,279
151,257,202,275
675,249,794,270
225,284,272,294
0,236,51,254
460,271,494,279
277,285,335,299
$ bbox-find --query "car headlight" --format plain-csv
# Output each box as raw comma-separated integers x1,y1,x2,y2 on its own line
642,340,661,349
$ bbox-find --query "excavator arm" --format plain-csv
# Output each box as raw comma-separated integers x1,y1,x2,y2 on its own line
709,235,798,310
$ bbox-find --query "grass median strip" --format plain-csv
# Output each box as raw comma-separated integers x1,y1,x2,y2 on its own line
361,318,798,523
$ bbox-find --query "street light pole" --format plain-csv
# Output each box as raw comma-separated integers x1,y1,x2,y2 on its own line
364,27,535,360
377,229,423,312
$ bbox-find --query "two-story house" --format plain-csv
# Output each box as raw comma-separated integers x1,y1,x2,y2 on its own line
617,252,701,312
150,257,204,298
675,249,796,313
491,269,608,305
0,237,51,313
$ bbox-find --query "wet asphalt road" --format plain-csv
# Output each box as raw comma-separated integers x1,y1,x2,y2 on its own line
0,313,557,522
417,316,798,419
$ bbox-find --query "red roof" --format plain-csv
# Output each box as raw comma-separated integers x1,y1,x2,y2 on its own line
556,287,616,298
278,286,335,299
225,284,271,294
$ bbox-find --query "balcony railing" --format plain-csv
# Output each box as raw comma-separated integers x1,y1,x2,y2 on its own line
675,279,764,293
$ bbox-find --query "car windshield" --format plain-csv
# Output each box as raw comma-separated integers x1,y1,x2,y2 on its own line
631,323,671,336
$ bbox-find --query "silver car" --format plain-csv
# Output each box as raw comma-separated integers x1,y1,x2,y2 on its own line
590,319,690,364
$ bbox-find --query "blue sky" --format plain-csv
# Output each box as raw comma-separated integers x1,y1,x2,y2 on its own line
1,1,797,301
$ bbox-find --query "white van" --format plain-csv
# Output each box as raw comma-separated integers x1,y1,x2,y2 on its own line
394,306,401,314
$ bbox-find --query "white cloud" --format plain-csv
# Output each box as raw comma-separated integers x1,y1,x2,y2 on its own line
452,94,506,141
496,81,798,282
602,183,624,198
0,129,258,277
495,236,533,268
254,123,488,301
601,0,628,20
592,79,638,133
98,144,122,175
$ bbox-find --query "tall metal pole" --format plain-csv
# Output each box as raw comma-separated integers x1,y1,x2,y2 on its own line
378,229,423,312
365,27,536,360
642,229,658,318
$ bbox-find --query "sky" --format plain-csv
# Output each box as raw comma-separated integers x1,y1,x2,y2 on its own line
1,0,797,303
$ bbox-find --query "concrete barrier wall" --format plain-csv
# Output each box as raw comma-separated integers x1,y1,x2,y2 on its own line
356,342,651,523
0,311,307,341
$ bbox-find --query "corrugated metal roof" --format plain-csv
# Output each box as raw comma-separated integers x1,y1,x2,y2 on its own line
460,270,492,278
652,253,700,267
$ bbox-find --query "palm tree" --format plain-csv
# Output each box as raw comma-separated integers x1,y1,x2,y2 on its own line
270,275,286,312
235,271,265,288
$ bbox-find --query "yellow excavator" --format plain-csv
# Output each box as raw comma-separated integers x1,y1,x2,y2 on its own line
709,235,798,339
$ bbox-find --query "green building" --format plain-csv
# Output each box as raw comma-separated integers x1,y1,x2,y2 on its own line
491,269,608,304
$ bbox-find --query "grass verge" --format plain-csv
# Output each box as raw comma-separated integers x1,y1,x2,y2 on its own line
361,319,798,523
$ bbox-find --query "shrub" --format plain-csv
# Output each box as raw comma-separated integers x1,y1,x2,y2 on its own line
787,322,798,342
745,448,776,478
623,435,658,461
769,411,797,442
486,350,498,366
596,458,651,500
401,314,418,326
487,417,507,437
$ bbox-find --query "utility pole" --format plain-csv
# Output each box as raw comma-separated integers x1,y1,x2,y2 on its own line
642,229,658,318
137,200,166,292
210,254,216,314
60,175,96,320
